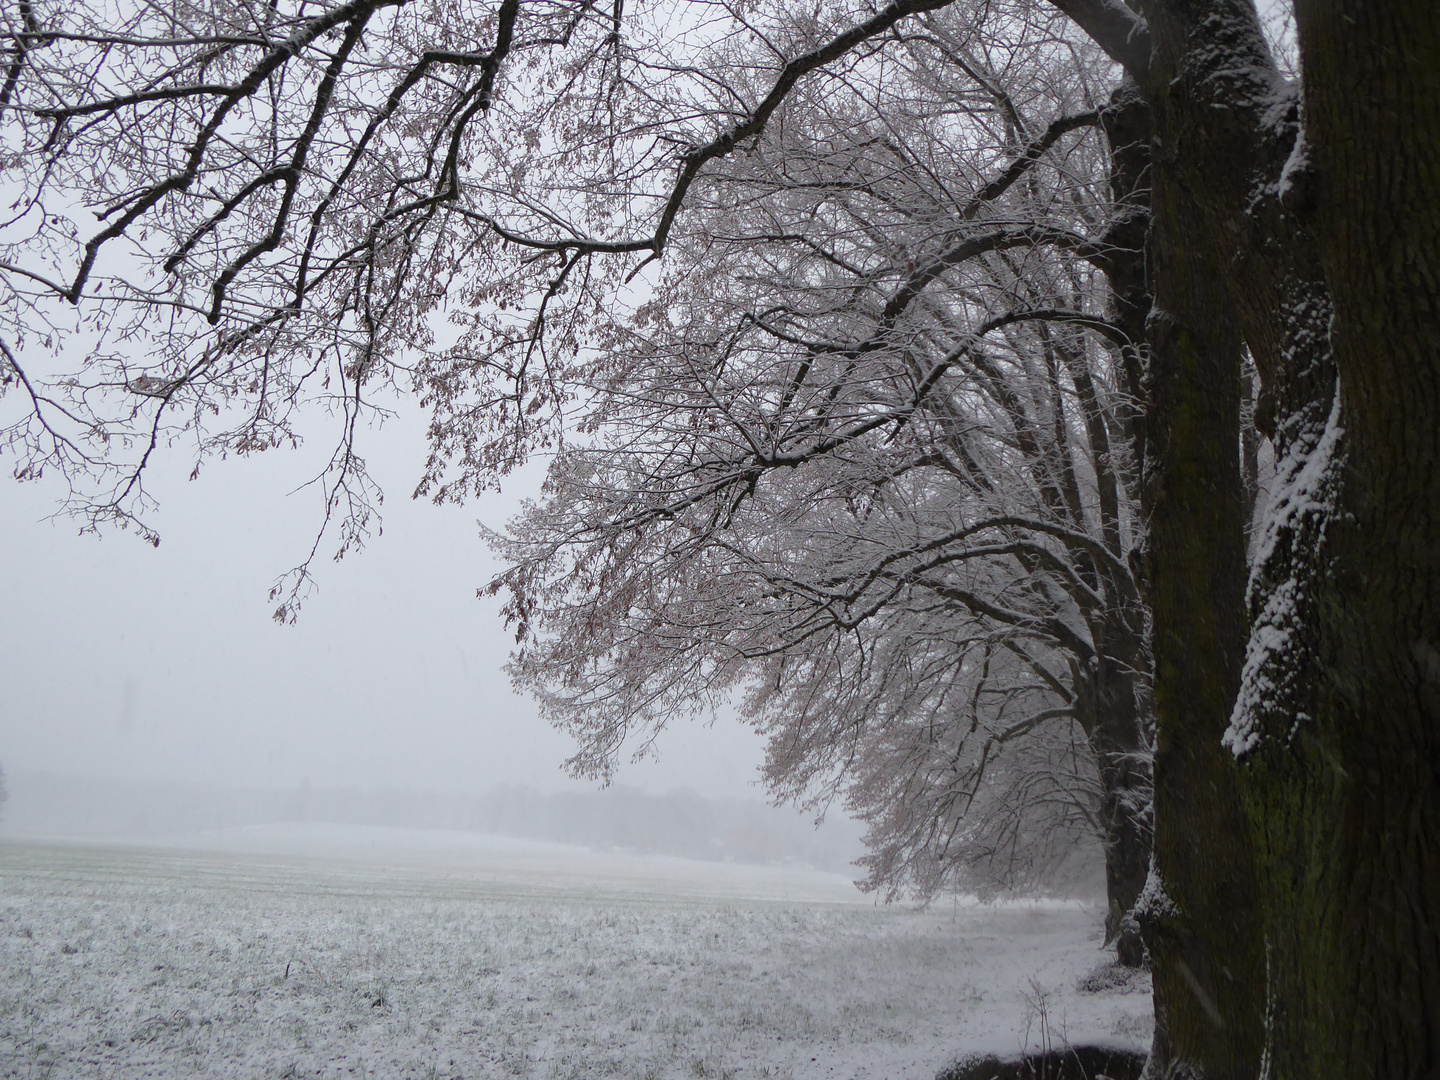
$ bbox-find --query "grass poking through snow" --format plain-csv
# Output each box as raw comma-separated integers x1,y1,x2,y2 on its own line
0,834,1150,1079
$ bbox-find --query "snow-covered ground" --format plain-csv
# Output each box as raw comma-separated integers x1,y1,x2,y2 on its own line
0,827,1151,1079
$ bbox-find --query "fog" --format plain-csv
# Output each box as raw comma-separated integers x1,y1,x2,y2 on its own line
0,407,861,867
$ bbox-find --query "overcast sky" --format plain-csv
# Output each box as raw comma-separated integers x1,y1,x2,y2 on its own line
0,403,769,800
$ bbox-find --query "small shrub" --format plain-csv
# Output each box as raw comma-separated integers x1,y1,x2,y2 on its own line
938,1046,1147,1080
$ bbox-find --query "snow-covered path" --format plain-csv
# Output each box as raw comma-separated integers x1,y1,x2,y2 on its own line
0,829,1150,1079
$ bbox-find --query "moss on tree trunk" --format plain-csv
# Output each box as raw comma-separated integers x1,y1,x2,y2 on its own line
1235,2,1440,1074
1119,1,1439,1075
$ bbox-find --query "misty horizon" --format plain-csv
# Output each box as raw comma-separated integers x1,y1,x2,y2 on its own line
0,769,867,875
0,415,779,805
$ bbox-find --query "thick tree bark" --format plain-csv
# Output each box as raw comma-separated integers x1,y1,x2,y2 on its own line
1134,178,1267,1080
1238,2,1440,1074
1110,6,1275,1077
1086,81,1156,971
1088,642,1153,968
1098,78,1152,457
1051,0,1437,1073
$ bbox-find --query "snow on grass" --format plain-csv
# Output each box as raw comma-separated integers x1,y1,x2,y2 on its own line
0,829,1150,1079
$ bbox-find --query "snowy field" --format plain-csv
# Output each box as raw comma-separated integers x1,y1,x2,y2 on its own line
0,827,1151,1079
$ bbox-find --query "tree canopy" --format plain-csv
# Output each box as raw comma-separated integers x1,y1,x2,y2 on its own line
487,11,1153,944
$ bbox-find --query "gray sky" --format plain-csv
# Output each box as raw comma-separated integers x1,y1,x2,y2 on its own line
0,405,769,799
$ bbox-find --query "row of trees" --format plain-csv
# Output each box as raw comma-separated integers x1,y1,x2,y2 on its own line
491,9,1154,958
2,0,1435,1076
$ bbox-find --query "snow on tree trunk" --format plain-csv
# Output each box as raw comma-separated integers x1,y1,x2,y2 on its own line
1229,1,1440,1074
1119,0,1438,1073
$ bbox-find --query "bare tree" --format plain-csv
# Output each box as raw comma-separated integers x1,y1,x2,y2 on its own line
0,0,953,613
492,7,1152,957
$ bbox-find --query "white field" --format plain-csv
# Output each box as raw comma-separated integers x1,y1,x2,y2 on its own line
0,826,1151,1079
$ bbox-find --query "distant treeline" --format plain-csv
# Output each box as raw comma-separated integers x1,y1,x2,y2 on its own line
0,772,864,872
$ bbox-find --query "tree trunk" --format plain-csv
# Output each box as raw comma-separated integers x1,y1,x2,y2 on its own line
1123,3,1280,1075
1098,77,1151,460
1088,79,1156,971
1051,0,1437,1073
1133,166,1267,1079
1089,641,1153,968
1236,2,1440,1074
